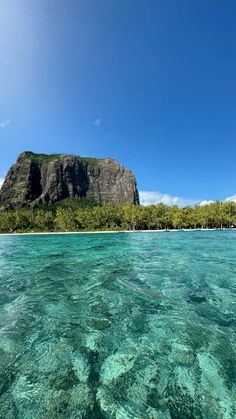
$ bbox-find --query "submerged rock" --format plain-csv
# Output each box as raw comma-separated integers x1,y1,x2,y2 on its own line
71,350,90,383
197,352,235,418
90,318,112,331
100,352,136,385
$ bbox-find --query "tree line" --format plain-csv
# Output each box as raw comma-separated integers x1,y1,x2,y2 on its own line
0,201,236,233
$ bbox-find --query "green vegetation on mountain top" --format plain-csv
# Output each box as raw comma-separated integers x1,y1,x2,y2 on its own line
80,157,102,167
18,151,101,166
19,152,63,164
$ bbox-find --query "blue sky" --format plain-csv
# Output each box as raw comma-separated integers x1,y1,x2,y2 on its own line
0,0,236,205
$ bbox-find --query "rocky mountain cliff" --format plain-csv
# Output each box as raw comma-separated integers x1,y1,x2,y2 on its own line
0,152,139,209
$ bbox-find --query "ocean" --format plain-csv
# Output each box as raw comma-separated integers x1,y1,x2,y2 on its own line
0,231,235,418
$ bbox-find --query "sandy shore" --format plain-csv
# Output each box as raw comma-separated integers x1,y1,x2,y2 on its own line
0,228,232,236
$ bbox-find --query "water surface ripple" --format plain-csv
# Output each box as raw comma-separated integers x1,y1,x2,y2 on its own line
0,231,236,418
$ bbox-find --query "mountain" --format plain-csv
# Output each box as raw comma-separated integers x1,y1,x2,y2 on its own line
0,152,139,209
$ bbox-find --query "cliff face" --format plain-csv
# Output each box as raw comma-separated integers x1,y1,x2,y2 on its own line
0,152,139,209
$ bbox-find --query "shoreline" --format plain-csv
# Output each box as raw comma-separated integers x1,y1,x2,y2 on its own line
0,228,234,236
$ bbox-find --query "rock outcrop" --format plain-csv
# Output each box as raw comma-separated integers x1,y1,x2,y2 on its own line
0,152,139,209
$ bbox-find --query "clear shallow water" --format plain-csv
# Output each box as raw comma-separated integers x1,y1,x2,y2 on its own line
0,231,236,419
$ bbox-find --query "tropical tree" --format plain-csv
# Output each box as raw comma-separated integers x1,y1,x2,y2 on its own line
34,210,54,231
55,208,76,231
122,203,139,230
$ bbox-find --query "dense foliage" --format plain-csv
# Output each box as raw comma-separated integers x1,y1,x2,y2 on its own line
0,201,236,233
19,151,101,166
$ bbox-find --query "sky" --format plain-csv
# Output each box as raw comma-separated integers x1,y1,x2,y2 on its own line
0,0,236,206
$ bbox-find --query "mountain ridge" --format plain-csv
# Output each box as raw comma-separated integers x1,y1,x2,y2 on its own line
0,151,139,209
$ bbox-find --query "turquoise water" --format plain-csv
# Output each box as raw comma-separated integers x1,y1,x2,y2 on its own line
0,231,236,418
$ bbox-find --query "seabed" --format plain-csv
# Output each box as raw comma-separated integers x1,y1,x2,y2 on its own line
0,230,235,418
